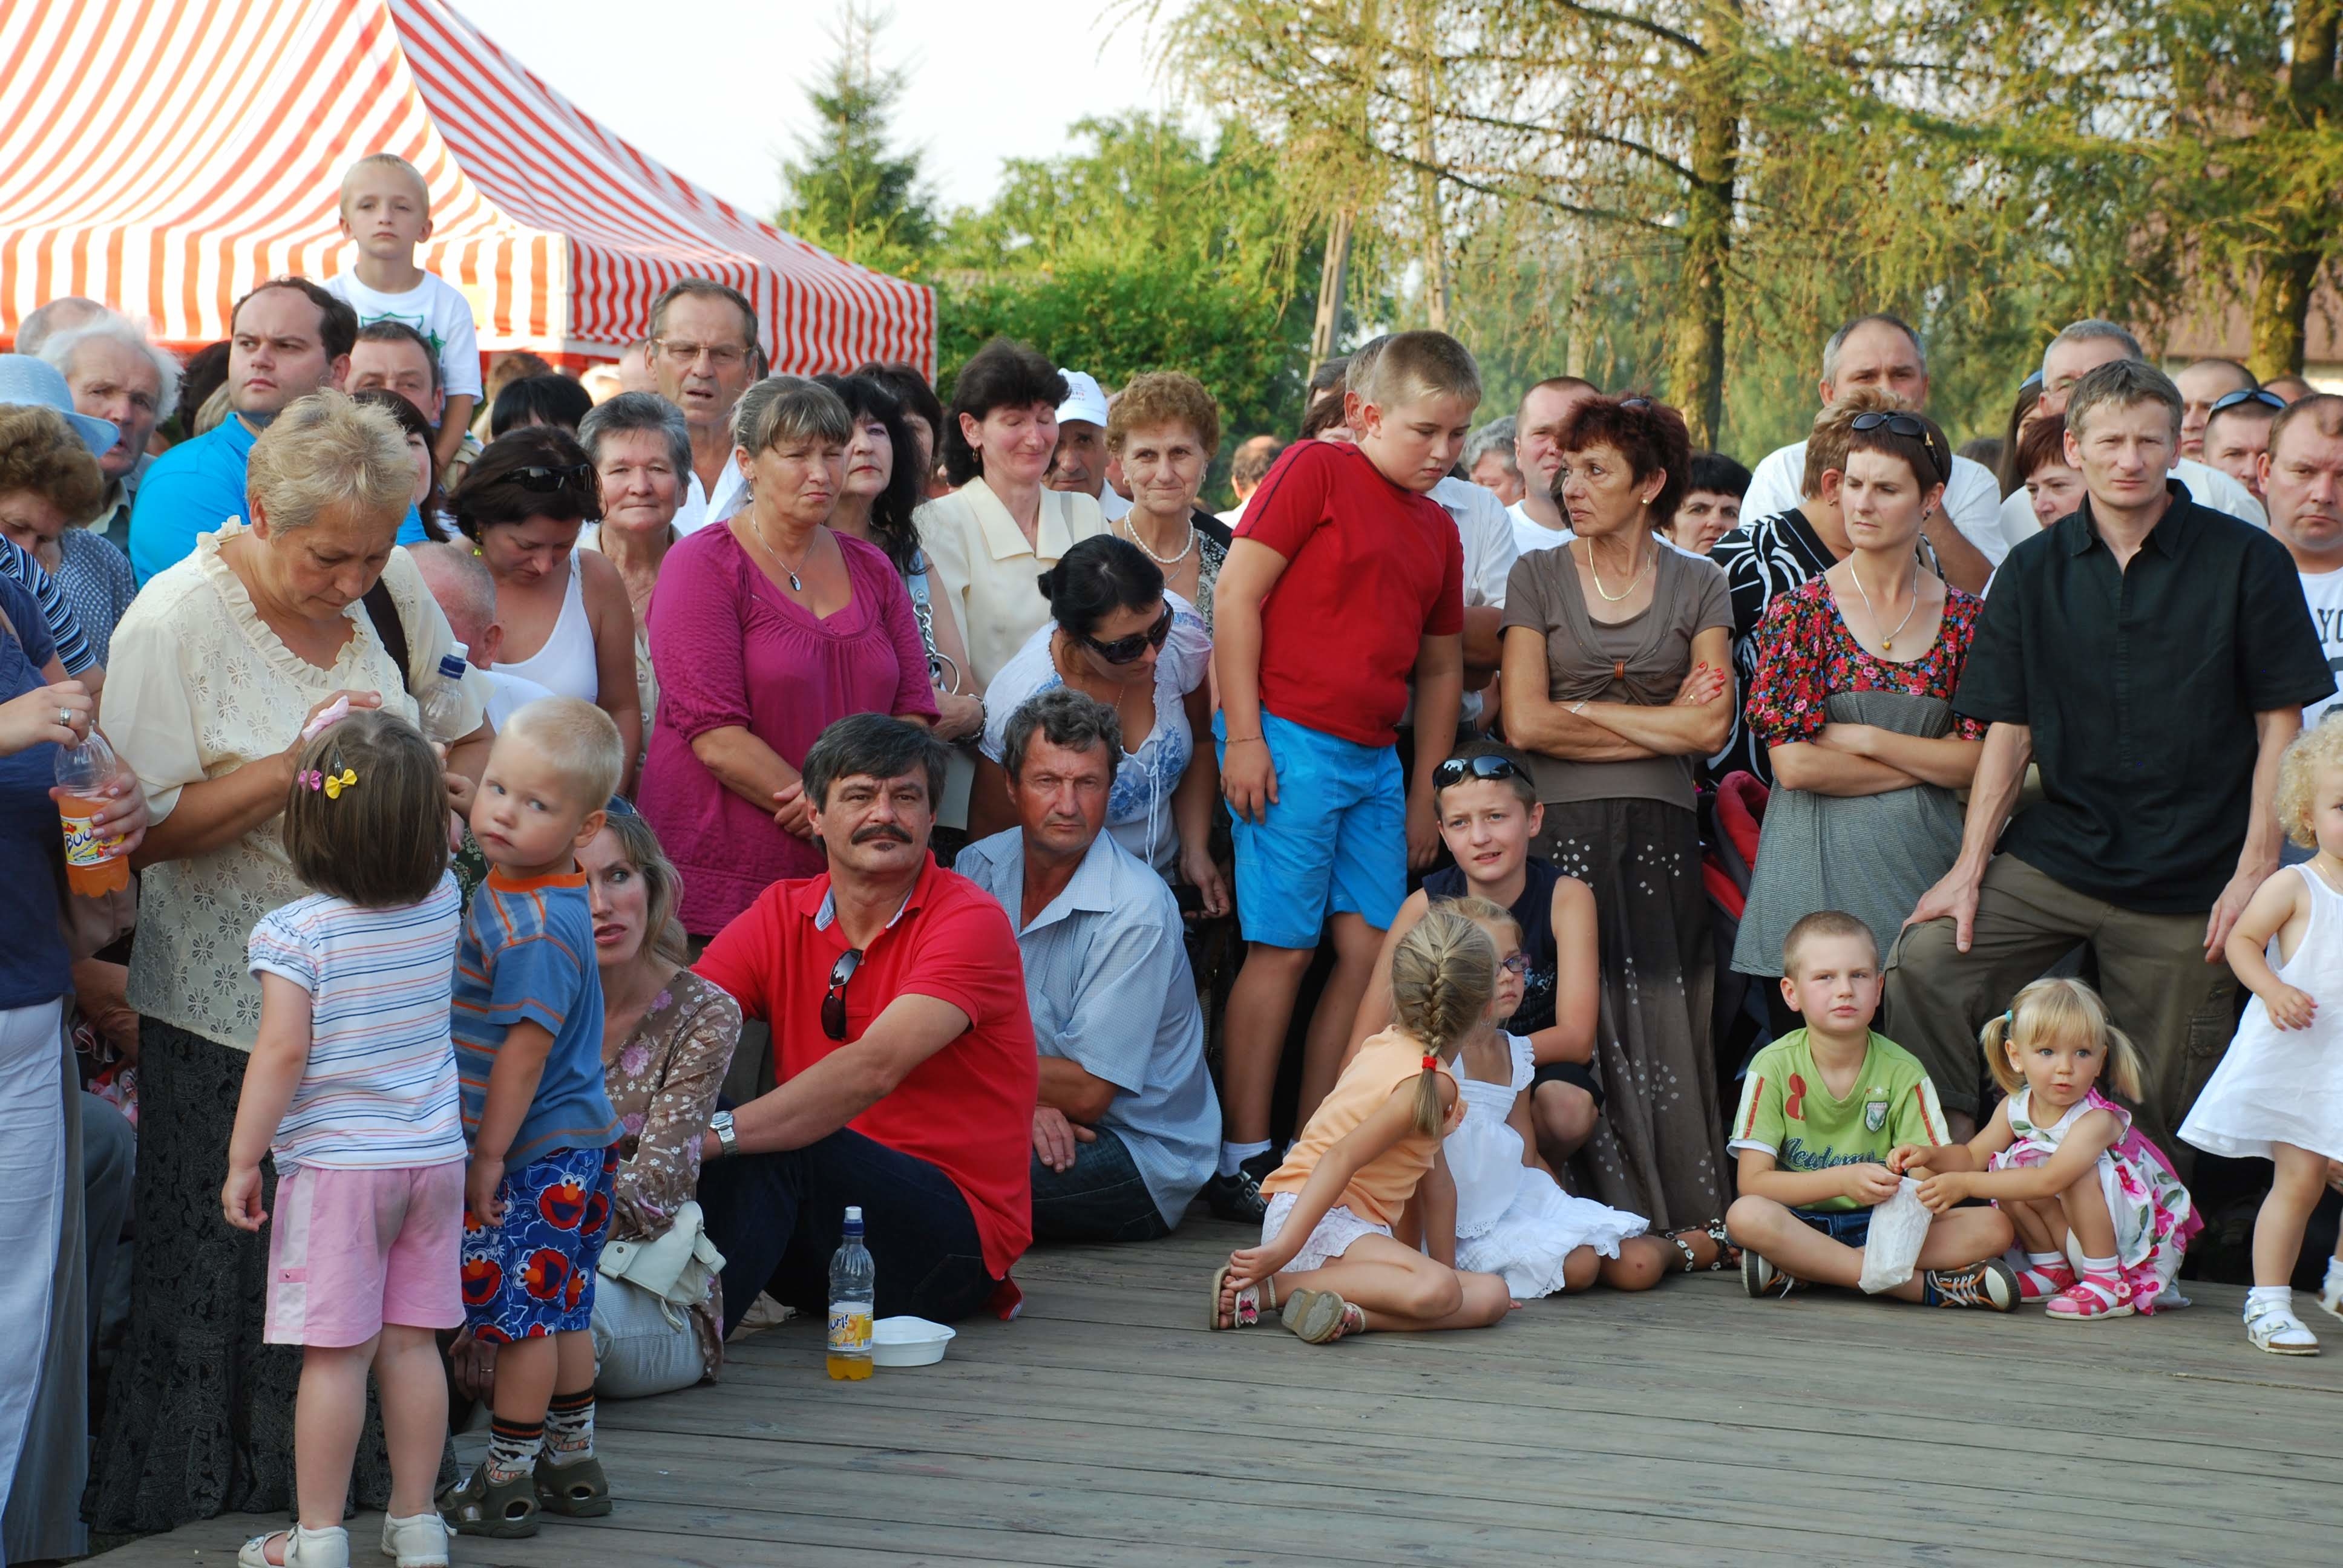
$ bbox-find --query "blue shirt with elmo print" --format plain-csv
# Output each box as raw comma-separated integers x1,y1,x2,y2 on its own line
453,866,621,1171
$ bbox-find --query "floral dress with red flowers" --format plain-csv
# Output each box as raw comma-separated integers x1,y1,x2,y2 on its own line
1731,574,1989,976
1993,1087,2201,1313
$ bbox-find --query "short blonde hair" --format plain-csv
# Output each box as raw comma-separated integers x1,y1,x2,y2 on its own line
502,696,624,814
1350,330,1482,411
1783,909,1879,977
245,390,413,533
1106,372,1221,456
1981,977,2145,1101
1435,894,1522,949
339,151,430,211
2277,713,2343,849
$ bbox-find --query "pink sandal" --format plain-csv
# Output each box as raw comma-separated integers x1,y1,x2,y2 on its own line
1209,1266,1276,1330
2045,1274,2134,1321
2014,1259,2077,1302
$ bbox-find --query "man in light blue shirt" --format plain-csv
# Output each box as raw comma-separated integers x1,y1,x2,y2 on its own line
130,278,425,583
955,688,1219,1242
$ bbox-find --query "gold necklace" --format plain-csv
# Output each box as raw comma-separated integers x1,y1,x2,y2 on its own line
1847,557,1919,652
1580,537,1654,603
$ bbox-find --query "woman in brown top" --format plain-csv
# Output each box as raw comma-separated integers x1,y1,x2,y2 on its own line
1499,396,1735,1233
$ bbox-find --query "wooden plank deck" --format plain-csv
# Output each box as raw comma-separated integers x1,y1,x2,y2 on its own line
88,1215,2343,1567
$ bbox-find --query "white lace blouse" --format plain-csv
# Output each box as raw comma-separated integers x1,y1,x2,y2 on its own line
108,524,488,1050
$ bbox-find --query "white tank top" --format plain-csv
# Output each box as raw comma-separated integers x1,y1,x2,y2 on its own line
497,547,598,702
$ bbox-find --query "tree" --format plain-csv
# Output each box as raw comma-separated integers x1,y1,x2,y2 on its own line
935,116,1320,475
778,4,938,275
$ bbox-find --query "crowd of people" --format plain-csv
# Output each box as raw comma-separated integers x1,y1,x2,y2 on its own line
2,145,2342,1563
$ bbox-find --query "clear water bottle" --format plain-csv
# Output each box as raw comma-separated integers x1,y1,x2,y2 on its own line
55,728,129,897
826,1206,875,1380
417,644,473,745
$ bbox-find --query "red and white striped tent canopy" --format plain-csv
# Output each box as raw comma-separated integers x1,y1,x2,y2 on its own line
0,0,936,373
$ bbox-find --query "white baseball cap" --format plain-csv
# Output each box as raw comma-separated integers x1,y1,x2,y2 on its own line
1056,369,1109,429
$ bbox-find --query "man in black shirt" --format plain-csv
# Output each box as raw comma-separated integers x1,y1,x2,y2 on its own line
1886,360,2334,1155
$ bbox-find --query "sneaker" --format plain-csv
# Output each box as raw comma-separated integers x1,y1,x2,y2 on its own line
2246,1295,2321,1355
1742,1248,1799,1299
1202,1151,1277,1224
1922,1259,2019,1311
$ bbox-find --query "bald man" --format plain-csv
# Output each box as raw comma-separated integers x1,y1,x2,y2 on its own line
407,541,551,730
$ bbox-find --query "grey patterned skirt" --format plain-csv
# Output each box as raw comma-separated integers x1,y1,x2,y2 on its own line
1534,798,1728,1230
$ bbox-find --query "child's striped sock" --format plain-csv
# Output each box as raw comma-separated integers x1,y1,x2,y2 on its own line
545,1387,597,1468
483,1416,542,1485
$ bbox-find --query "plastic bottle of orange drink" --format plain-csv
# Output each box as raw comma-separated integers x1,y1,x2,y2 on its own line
827,1206,875,1379
56,730,129,897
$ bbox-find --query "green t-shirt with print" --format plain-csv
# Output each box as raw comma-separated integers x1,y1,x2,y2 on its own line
1728,1029,1949,1211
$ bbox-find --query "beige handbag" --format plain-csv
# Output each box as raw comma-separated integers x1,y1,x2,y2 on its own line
596,1199,726,1329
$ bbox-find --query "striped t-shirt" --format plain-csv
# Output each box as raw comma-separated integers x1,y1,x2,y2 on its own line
246,873,468,1171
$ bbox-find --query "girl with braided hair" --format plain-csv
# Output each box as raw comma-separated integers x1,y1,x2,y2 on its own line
1209,910,1517,1344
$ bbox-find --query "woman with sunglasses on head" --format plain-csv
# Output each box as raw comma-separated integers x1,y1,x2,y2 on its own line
450,426,643,785
641,377,937,946
1734,407,1986,1035
1498,394,1735,1237
968,535,1228,915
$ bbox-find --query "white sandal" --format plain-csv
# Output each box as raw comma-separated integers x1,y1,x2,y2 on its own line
238,1524,350,1568
2245,1296,2321,1356
381,1511,451,1568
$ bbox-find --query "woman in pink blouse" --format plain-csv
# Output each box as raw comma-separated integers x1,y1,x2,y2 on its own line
641,377,937,939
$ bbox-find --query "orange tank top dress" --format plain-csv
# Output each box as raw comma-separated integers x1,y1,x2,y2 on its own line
1259,1031,1461,1227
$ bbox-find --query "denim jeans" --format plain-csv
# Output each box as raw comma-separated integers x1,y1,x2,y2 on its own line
1029,1126,1174,1246
696,1125,997,1334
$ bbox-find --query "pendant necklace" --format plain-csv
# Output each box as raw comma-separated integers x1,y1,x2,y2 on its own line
1581,538,1654,603
749,518,816,592
1848,558,1919,652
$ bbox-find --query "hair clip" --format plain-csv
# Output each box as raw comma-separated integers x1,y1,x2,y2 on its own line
1421,1054,1439,1071
300,695,352,742
306,766,358,799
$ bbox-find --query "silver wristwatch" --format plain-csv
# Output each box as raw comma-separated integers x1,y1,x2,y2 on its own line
709,1110,737,1160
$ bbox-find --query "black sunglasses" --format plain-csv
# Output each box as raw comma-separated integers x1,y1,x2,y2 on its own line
1847,411,1950,482
1080,606,1175,665
1434,753,1522,789
2209,388,2287,417
509,462,595,494
821,947,863,1041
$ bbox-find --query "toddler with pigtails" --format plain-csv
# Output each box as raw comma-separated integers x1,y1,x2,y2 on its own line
223,711,465,1568
1892,978,2201,1321
2181,714,2343,1353
1208,909,1515,1344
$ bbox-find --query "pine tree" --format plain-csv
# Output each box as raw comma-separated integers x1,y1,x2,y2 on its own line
778,4,937,273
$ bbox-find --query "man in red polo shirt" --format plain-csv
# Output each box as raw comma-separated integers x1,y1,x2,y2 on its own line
692,714,1037,1330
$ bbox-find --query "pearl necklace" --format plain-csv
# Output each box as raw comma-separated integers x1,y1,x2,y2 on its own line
1121,511,1196,567
1848,558,1919,653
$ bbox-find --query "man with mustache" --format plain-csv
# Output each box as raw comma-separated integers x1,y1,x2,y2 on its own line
692,714,1040,1328
955,688,1219,1243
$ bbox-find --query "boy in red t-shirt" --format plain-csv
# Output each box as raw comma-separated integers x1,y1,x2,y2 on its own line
1205,330,1479,1217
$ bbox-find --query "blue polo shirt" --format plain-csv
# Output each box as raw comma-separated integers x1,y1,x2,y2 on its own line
130,415,427,584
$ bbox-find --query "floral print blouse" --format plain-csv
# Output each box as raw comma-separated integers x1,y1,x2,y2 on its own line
1742,575,1988,750
603,969,742,1380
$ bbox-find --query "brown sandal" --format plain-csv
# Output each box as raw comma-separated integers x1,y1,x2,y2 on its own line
1208,1266,1276,1329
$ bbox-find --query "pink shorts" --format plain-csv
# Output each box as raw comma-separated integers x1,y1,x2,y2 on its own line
265,1161,468,1347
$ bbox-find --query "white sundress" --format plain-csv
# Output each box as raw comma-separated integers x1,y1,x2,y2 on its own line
1446,1033,1649,1298
2182,860,2343,1166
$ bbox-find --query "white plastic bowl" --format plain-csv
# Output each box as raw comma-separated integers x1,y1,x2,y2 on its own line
869,1315,956,1368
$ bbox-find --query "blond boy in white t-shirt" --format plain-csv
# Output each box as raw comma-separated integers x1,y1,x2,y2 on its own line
327,152,483,474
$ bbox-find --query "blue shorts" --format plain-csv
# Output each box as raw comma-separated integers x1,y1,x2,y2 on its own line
1216,708,1404,948
460,1145,617,1343
1792,1206,1873,1247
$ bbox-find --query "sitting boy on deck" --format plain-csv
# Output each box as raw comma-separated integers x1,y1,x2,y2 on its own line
1723,911,2016,1309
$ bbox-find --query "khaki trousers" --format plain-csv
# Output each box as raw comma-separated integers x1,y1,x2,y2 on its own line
1884,855,2236,1166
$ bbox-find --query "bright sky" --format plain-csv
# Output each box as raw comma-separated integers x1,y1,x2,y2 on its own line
457,0,1179,218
